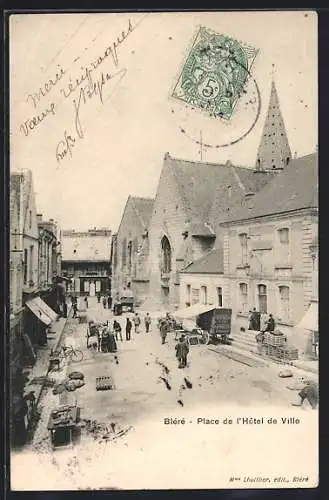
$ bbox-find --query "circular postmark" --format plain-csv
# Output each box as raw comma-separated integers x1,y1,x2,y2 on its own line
170,29,261,149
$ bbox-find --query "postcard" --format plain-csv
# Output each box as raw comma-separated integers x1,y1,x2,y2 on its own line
8,10,318,490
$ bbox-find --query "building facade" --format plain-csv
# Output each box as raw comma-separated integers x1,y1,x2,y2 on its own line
220,153,318,353
146,153,274,310
10,170,61,447
112,196,154,307
179,249,226,308
61,228,112,296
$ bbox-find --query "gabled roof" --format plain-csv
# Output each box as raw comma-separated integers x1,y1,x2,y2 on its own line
181,248,224,274
130,196,154,228
164,154,274,235
220,153,318,223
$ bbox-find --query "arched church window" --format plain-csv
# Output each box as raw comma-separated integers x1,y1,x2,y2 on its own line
127,241,132,273
161,236,172,273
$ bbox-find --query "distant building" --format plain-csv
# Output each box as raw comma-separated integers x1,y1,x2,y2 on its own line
112,196,154,306
220,152,318,355
61,228,112,296
37,214,61,309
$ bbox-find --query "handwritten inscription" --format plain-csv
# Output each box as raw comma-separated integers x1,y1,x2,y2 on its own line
20,102,56,137
26,66,65,108
20,17,136,163
56,67,127,162
72,68,127,139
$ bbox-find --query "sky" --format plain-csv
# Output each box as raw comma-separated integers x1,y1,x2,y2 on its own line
10,11,317,232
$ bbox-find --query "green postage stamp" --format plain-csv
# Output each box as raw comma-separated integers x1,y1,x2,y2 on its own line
172,27,258,119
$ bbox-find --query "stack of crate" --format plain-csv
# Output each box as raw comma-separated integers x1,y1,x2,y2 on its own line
276,346,299,361
264,332,286,347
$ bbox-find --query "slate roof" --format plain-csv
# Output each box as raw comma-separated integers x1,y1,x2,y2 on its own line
181,248,224,274
165,154,275,235
130,196,154,228
220,153,318,223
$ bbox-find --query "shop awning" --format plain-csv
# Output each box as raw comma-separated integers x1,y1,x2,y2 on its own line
25,297,56,326
296,300,318,331
34,296,58,322
174,303,216,320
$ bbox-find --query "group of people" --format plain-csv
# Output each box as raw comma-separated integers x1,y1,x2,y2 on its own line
248,308,275,333
98,293,112,310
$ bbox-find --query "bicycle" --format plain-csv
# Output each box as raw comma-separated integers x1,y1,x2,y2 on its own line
57,345,84,363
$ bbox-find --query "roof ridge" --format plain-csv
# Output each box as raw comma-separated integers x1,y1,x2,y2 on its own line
166,153,254,170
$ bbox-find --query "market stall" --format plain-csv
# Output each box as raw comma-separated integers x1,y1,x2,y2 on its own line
47,404,80,450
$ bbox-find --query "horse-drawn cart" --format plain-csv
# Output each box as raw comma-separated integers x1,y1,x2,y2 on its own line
173,305,233,346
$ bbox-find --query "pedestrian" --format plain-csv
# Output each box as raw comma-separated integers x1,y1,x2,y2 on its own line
107,295,112,310
291,379,318,409
248,308,260,331
126,317,132,341
72,301,78,319
175,335,189,368
264,313,275,332
113,320,123,341
97,292,101,304
144,313,151,333
133,312,141,333
84,296,89,309
102,296,107,309
159,319,167,345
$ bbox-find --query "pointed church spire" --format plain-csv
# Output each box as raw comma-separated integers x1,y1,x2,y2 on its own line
255,72,292,171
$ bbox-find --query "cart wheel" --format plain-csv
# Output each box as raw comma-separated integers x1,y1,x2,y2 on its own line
71,349,83,363
200,331,210,345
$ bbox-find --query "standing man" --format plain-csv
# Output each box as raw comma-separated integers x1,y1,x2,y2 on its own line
72,300,78,319
107,294,112,311
84,296,89,309
133,312,141,334
113,320,123,342
144,313,152,333
126,317,132,341
175,335,189,368
102,295,107,309
159,319,168,345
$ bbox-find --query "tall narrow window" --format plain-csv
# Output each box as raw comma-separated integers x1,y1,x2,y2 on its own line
186,284,191,307
121,237,127,269
277,228,290,264
239,233,248,265
217,287,223,307
161,236,172,273
279,286,290,321
278,228,289,244
258,284,267,313
29,210,32,229
239,283,248,313
29,245,34,283
127,240,132,274
201,286,207,305
23,249,28,284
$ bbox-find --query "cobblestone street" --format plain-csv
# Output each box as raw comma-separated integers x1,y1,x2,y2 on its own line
10,298,318,490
